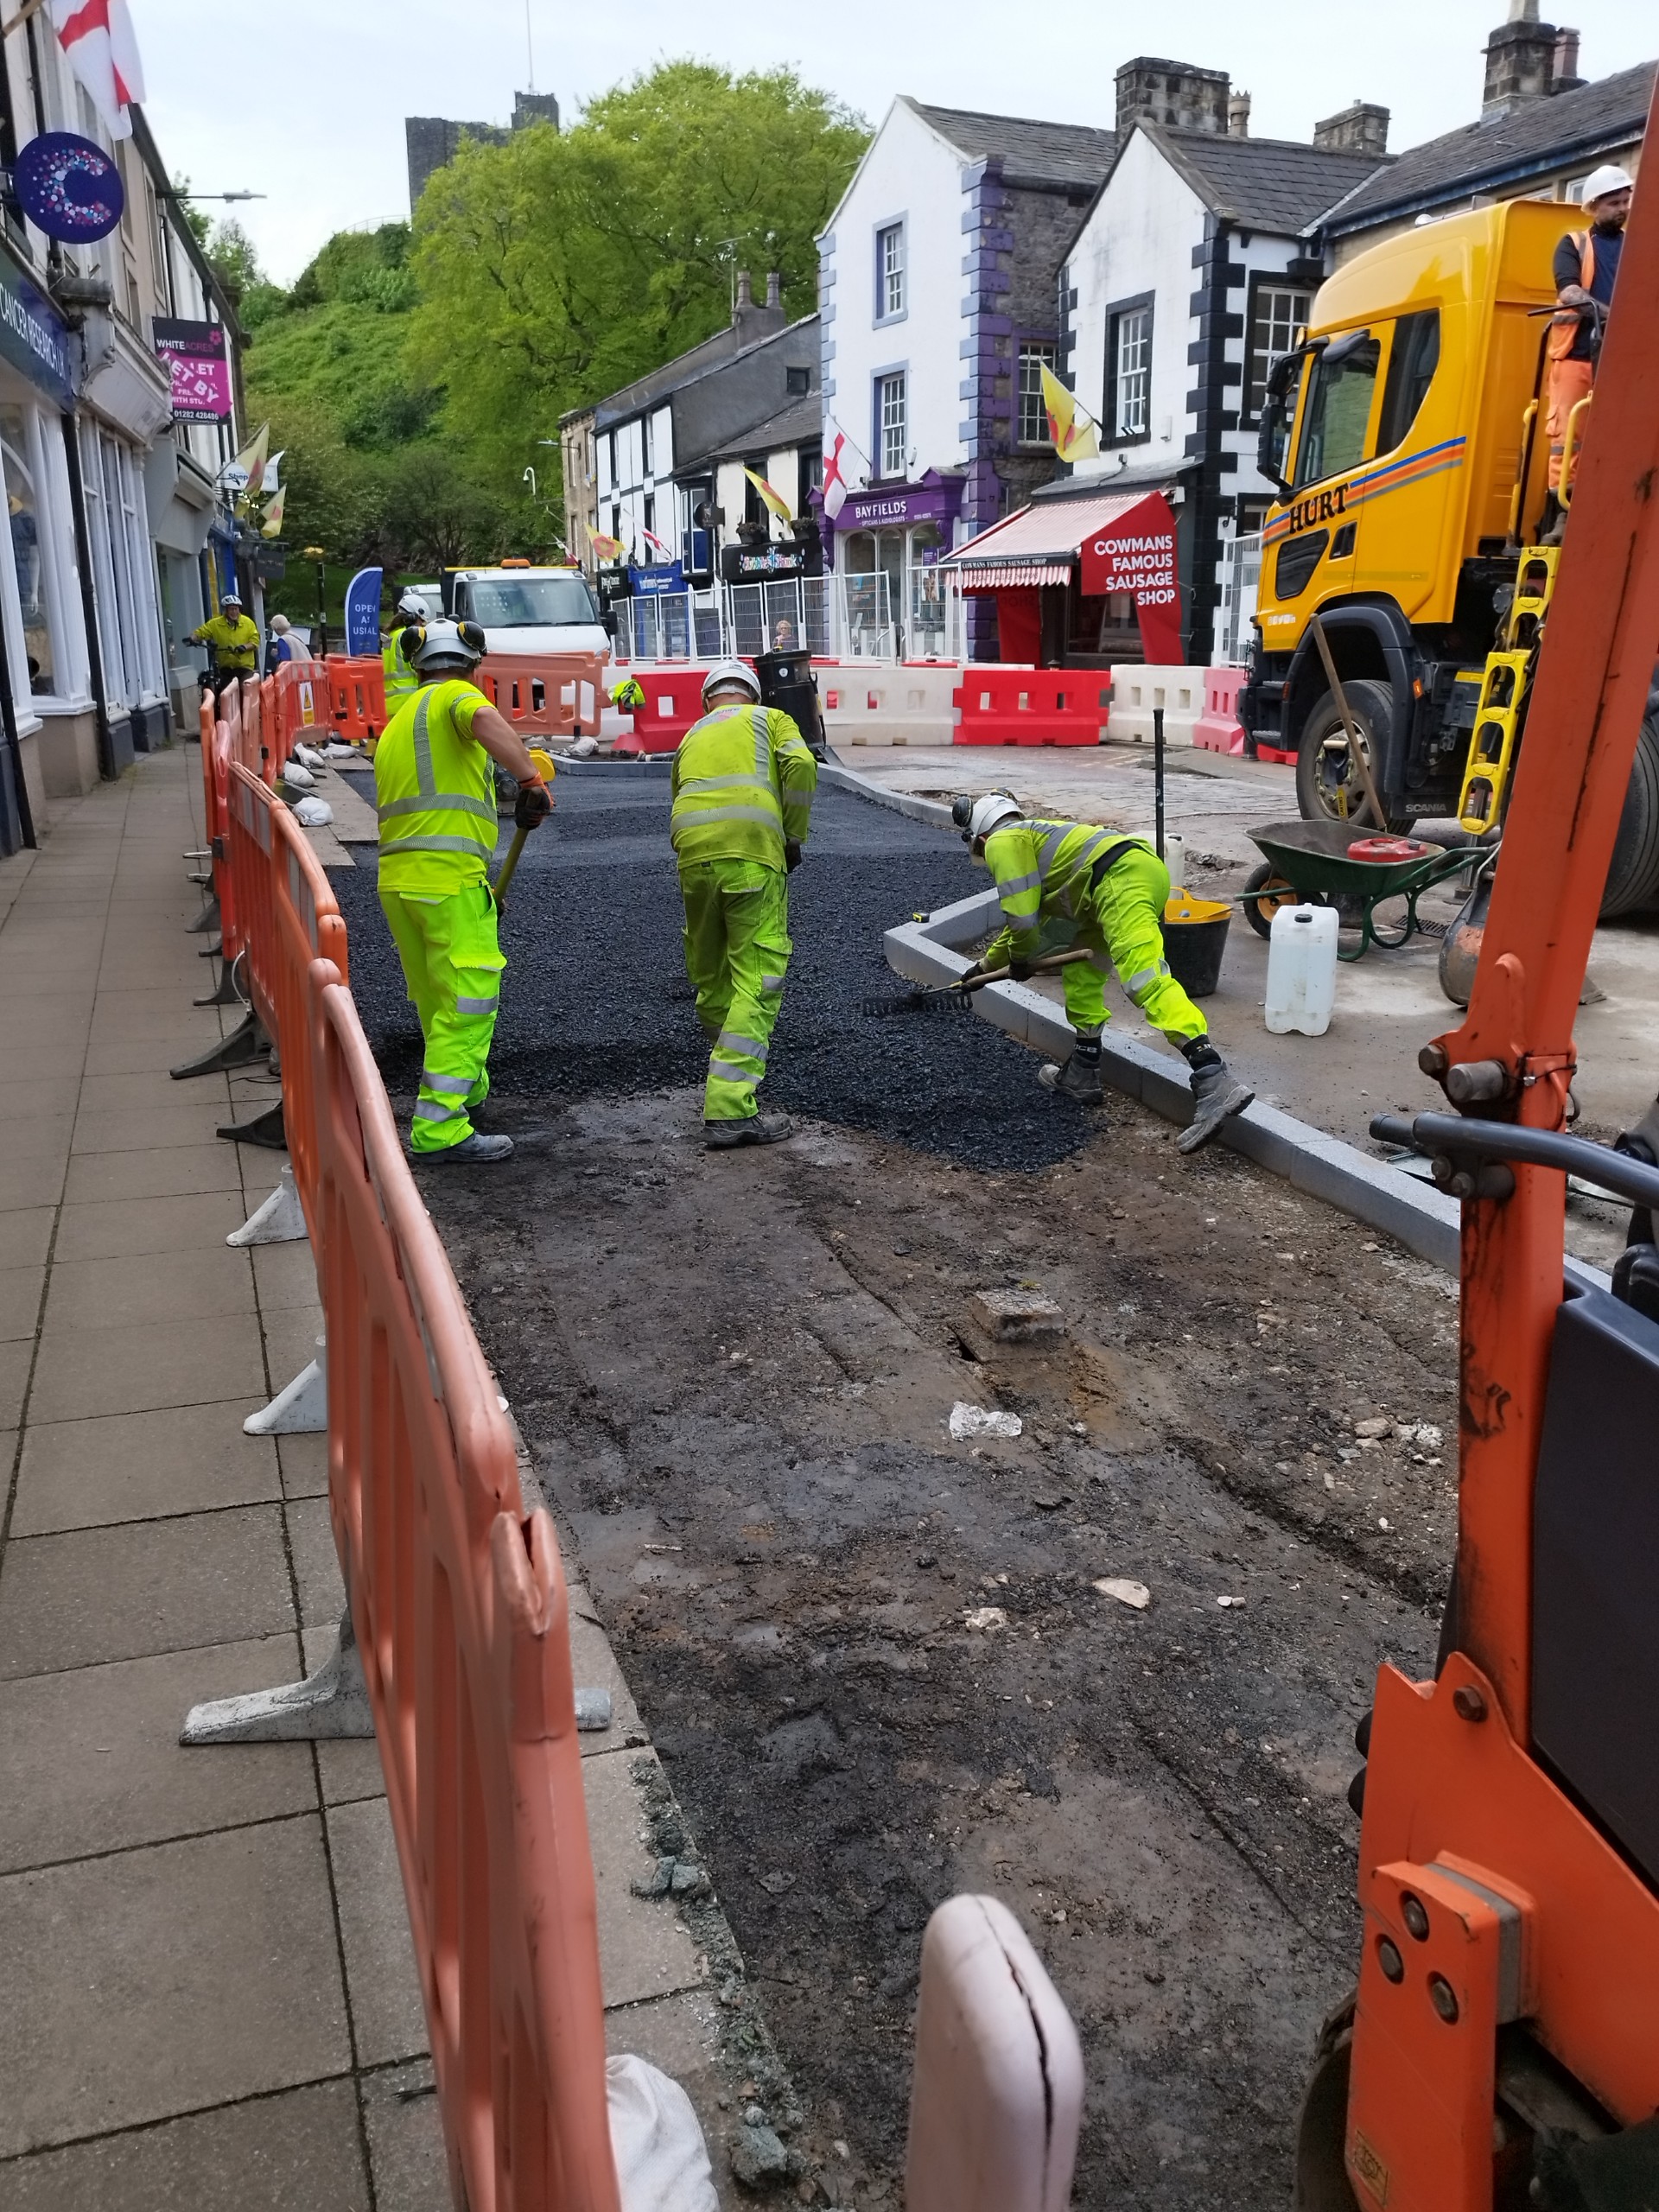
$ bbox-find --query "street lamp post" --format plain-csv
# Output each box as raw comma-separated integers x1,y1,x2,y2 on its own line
303,547,327,658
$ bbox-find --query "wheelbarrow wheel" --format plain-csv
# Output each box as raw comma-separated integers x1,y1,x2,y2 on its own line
1296,681,1408,834
1243,862,1300,938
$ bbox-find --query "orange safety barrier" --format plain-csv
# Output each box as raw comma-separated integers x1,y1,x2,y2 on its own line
951,668,1109,747
206,694,243,963
226,762,348,1237
1192,664,1248,755
308,959,623,2212
475,652,605,741
325,655,387,746
613,666,709,754
269,658,326,774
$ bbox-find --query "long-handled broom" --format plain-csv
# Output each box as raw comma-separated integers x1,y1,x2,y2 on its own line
861,947,1092,1018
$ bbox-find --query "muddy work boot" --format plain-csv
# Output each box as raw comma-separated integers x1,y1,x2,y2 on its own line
423,1131,514,1164
705,1111,793,1151
1176,1041,1254,1154
1038,1035,1104,1105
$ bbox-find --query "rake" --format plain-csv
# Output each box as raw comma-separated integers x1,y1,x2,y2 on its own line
861,948,1092,1018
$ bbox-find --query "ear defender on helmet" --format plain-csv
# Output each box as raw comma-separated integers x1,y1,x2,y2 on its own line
951,794,975,842
458,621,486,658
398,624,426,665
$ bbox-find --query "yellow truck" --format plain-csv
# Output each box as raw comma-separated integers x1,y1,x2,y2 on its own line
1241,198,1659,915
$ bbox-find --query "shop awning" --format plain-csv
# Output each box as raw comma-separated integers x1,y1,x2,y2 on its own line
939,489,1160,593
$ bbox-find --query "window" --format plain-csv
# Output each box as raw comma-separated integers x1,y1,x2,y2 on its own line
640,414,652,476
1245,281,1313,424
1018,344,1058,447
1376,308,1441,454
642,493,655,544
785,365,810,397
1,406,53,695
609,503,621,545
606,430,618,488
875,222,905,321
743,461,770,530
1107,298,1154,443
797,444,821,518
1293,329,1381,489
876,371,906,479
466,575,600,626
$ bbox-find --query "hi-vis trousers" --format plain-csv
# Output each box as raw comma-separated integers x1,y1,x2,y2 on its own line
1062,845,1207,1047
378,882,505,1152
678,857,791,1122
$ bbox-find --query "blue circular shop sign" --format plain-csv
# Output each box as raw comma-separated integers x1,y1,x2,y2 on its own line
16,132,124,244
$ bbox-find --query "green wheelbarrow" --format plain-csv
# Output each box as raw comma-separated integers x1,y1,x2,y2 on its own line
1240,819,1478,961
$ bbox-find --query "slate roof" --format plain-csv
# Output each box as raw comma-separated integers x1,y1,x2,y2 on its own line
1321,60,1656,233
586,315,815,433
1151,124,1390,233
907,99,1117,189
701,391,822,467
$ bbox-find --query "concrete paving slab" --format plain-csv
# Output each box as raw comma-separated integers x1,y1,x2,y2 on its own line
10,1402,280,1535
569,1599,644,1756
28,1309,266,1423
80,1031,233,1078
359,2061,448,2212
51,1190,245,1263
285,1496,346,1629
276,1431,329,1500
70,1071,232,1116
63,1143,243,1204
0,1507,293,1677
0,1817,350,2156
0,1040,92,1080
251,1240,324,1313
0,1267,44,1343
260,1309,327,1394
40,1246,255,1336
0,2078,369,2212
0,1340,29,1429
0,1080,82,1120
0,1634,313,1872
582,1749,707,2009
324,1796,429,2067
71,1102,238,1155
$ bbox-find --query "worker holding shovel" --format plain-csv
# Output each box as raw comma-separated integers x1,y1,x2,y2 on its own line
373,618,552,1165
954,792,1253,1152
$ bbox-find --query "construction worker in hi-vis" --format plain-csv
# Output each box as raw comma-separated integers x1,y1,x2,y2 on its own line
373,618,551,1164
382,588,427,706
954,793,1253,1153
671,658,817,1149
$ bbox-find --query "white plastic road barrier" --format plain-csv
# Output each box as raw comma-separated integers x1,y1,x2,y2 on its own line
820,662,960,747
226,1164,308,1247
906,1894,1084,2212
1109,664,1205,747
245,1334,327,1434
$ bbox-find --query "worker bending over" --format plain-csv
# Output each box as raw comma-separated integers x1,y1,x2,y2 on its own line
373,618,551,1164
955,793,1252,1153
671,658,817,1148
382,589,429,707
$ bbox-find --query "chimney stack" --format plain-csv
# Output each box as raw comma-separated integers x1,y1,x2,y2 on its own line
734,269,753,317
1483,0,1562,113
1552,26,1584,89
1313,101,1391,156
765,270,781,309
1227,91,1251,138
1115,56,1231,136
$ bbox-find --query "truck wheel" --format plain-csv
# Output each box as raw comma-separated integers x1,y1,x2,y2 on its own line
1295,681,1405,833
1599,711,1659,918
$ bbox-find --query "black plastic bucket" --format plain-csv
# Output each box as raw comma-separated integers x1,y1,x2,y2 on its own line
1161,896,1231,1000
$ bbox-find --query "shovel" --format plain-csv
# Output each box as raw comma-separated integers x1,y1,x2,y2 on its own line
861,948,1092,1018
492,824,530,910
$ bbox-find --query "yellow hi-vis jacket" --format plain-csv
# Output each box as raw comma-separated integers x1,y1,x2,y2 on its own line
382,630,419,702
191,612,261,673
670,701,817,871
981,817,1148,953
373,677,498,895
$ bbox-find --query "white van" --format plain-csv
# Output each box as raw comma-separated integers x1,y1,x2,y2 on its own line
444,566,611,661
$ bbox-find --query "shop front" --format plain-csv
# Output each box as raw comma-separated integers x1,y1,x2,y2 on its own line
939,486,1185,669
820,470,964,660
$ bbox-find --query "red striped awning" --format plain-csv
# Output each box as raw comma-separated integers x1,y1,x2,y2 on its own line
955,559,1074,592
941,488,1166,593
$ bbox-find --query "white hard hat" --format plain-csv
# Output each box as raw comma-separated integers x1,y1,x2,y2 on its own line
1581,164,1634,206
701,657,761,703
409,618,485,672
395,588,429,621
952,791,1023,845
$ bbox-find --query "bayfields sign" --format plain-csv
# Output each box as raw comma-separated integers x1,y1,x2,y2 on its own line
1079,492,1182,664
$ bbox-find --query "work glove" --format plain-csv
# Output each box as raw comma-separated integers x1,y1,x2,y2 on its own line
1009,958,1036,982
610,677,645,711
514,776,552,830
785,840,803,873
960,960,987,984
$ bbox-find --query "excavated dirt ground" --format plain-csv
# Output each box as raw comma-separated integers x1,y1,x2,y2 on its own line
331,774,1459,2207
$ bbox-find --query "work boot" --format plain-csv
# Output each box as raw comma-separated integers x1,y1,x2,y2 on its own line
1177,1043,1254,1154
423,1132,514,1164
1038,1034,1104,1105
705,1111,793,1151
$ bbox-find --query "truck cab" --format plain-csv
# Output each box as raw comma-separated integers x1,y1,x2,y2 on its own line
442,564,612,662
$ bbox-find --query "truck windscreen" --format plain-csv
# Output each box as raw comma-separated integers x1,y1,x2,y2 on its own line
467,577,597,626
1294,334,1381,489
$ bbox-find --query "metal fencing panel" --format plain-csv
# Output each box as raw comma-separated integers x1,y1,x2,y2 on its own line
1216,531,1264,667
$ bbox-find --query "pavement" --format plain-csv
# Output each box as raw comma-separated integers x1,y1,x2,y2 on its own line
0,745,735,2209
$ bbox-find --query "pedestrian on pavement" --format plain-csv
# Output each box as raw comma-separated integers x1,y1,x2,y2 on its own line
264,613,305,671
192,589,260,702
954,793,1253,1152
382,588,429,708
373,617,552,1165
671,657,817,1149
1543,163,1631,537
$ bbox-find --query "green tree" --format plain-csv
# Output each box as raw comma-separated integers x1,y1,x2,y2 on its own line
408,63,867,476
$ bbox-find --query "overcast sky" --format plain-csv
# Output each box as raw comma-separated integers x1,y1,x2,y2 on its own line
137,0,1654,285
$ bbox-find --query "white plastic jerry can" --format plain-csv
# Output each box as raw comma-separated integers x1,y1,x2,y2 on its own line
1264,901,1338,1036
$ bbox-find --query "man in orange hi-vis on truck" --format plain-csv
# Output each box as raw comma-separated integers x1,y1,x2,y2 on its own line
1543,163,1631,537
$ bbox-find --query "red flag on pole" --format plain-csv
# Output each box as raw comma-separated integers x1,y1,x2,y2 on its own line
50,0,145,140
822,433,848,522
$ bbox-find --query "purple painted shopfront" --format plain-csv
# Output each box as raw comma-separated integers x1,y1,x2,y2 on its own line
813,468,964,658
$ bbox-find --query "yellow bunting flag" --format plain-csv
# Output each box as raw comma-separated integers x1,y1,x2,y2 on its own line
1040,365,1100,463
589,532,625,562
743,467,794,525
